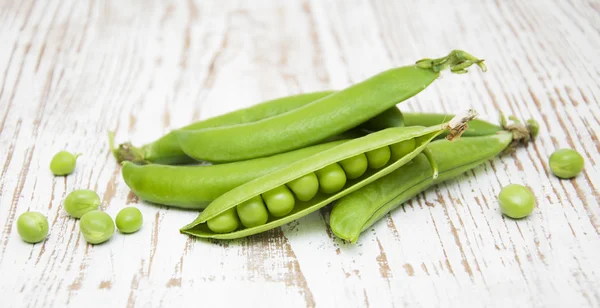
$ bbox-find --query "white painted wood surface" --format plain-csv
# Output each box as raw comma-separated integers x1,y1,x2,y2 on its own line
1,0,599,307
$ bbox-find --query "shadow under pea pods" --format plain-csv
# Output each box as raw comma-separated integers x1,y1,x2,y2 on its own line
180,110,477,240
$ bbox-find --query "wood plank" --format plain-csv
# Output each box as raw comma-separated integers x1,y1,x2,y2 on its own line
0,0,598,307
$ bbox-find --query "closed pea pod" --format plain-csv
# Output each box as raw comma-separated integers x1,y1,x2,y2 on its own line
176,50,486,162
122,140,346,209
330,117,537,242
180,111,476,239
111,90,403,165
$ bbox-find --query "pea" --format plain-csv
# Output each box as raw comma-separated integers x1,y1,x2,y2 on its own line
339,154,368,179
498,184,535,219
207,208,240,233
316,163,347,194
115,207,143,234
63,189,101,218
236,196,269,228
50,151,80,176
16,212,49,243
549,148,584,179
79,210,115,244
365,146,391,169
390,138,416,161
286,173,319,201
262,185,295,217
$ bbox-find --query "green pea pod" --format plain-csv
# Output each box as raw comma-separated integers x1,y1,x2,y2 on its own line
329,117,536,243
176,50,486,162
122,140,347,209
403,112,502,137
110,91,406,165
111,91,334,165
180,111,476,239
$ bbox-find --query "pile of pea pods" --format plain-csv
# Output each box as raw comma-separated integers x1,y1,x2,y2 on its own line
16,49,584,245
114,49,547,242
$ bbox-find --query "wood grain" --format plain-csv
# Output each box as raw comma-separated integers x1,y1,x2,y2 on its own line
0,0,598,307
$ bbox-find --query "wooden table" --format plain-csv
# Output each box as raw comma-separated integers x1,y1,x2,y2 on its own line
1,1,599,307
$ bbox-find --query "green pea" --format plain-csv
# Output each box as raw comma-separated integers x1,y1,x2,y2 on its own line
498,184,535,219
262,185,295,217
207,208,240,233
236,196,269,228
16,212,49,243
365,146,391,169
339,154,368,179
549,148,584,179
390,138,416,161
63,189,101,218
286,173,319,201
115,207,143,234
316,163,347,194
79,210,115,244
50,151,80,176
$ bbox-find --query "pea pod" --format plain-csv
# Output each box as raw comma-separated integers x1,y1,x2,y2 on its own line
122,140,346,209
329,118,537,242
176,50,486,162
179,111,476,239
111,91,334,165
111,90,405,165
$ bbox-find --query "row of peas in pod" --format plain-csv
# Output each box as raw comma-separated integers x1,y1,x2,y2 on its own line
207,138,417,233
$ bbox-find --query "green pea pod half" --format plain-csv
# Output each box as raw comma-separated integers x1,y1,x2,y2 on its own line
122,140,347,209
403,112,502,138
176,50,486,163
179,111,476,239
329,117,537,243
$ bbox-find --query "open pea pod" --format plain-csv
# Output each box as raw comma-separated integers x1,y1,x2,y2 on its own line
180,111,476,240
330,116,538,243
